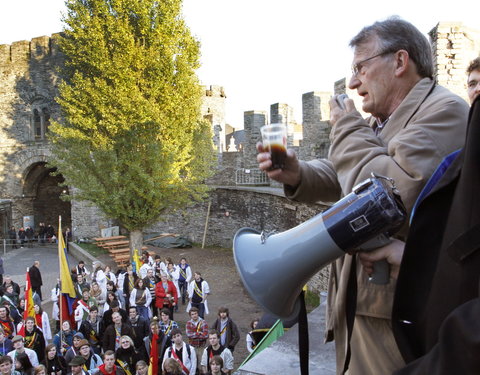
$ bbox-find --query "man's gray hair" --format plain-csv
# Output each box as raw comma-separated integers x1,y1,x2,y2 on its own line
350,16,433,79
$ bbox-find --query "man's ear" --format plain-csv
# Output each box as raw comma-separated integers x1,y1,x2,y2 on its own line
394,50,410,77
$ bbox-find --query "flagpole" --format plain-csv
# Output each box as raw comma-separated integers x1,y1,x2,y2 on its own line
58,215,63,353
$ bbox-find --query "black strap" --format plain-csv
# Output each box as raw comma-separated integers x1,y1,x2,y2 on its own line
298,291,309,375
342,254,358,374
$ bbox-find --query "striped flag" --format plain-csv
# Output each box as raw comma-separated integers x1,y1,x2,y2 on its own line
147,332,159,375
17,271,35,336
58,216,76,326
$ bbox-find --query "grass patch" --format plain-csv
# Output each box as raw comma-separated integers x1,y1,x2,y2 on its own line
77,242,108,257
305,289,321,312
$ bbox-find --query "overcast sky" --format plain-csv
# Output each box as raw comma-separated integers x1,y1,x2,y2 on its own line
0,0,477,127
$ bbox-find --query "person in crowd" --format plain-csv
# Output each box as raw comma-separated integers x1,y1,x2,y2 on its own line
205,356,227,375
128,280,151,322
154,274,177,321
0,306,16,339
67,356,88,375
97,351,125,375
102,313,134,352
8,335,39,367
74,290,97,329
8,227,17,249
165,264,180,311
53,321,76,357
127,307,148,353
22,318,45,363
74,275,90,300
78,306,103,355
25,228,34,247
34,364,47,375
121,266,137,311
114,336,141,375
176,258,191,307
0,328,13,356
211,307,240,353
186,273,209,319
45,226,55,243
162,328,196,375
17,229,26,248
142,319,170,371
13,352,34,375
185,308,208,374
28,262,43,301
246,319,259,353
141,252,154,268
256,17,469,375
77,340,102,374
2,276,20,298
152,256,165,281
101,302,128,336
50,283,61,332
104,292,122,314
200,331,233,375
37,224,46,246
41,344,67,375
33,305,51,344
134,361,147,375
1,285,20,318
162,358,182,375
104,267,117,286
91,263,107,296
90,283,106,316
0,355,20,375
467,57,480,104
138,264,150,281
64,333,85,365
106,282,125,310
142,270,156,314
158,309,179,340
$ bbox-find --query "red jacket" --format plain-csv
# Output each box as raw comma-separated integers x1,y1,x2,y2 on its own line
154,281,178,308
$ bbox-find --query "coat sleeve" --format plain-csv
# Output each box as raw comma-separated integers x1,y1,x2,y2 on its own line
393,298,480,375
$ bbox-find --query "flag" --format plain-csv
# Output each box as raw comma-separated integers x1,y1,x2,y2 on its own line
240,319,285,366
58,216,76,326
132,248,141,275
58,217,76,298
147,332,158,375
17,271,35,336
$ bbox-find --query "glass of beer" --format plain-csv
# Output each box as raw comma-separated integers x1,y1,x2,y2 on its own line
261,123,287,170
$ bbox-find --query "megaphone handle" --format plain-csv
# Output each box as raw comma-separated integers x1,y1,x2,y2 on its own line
369,259,390,285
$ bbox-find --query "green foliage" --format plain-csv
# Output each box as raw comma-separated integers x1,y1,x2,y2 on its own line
49,0,215,231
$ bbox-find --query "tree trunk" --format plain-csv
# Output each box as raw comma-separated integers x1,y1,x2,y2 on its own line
130,229,143,258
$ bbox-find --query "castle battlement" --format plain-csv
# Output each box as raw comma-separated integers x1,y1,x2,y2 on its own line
0,33,62,65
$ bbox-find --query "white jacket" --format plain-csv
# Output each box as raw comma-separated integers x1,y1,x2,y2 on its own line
163,342,196,375
186,279,210,315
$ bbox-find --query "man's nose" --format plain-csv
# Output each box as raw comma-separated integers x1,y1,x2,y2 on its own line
348,75,360,90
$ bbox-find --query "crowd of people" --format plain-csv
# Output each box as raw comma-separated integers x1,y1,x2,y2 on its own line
0,252,251,375
7,224,72,249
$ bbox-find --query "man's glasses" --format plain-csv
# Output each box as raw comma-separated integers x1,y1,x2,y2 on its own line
351,51,392,77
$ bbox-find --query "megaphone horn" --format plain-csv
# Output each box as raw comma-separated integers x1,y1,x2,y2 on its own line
233,174,406,319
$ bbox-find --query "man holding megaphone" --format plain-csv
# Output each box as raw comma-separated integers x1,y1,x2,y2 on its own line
257,17,469,375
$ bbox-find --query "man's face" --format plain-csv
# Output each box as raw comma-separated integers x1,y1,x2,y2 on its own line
104,355,115,370
13,340,23,350
189,311,199,321
89,310,98,320
160,312,169,322
0,361,12,375
147,269,154,278
73,337,82,347
180,259,186,266
112,313,122,324
129,309,137,319
194,273,201,281
82,291,90,300
26,320,34,330
172,333,183,345
62,321,71,331
0,308,7,319
219,312,227,320
209,334,219,347
77,274,83,283
467,69,480,104
71,365,82,375
348,39,397,120
210,361,221,373
80,345,90,358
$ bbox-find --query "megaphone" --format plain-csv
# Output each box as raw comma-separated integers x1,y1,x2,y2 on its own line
233,174,406,319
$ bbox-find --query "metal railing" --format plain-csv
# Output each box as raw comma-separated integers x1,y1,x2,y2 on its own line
235,168,270,186
0,238,55,254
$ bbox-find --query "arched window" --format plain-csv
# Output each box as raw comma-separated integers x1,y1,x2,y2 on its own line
32,106,50,140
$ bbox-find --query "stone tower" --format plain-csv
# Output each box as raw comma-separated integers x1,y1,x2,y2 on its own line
243,111,267,168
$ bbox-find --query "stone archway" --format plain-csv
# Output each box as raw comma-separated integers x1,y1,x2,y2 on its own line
22,162,71,231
